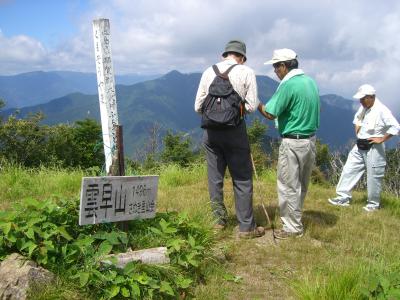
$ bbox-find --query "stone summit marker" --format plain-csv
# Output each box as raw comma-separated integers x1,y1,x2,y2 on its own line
79,19,159,226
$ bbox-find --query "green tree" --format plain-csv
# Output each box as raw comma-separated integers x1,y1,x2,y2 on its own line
46,123,78,167
0,112,48,166
315,139,330,172
45,118,103,168
384,146,400,196
161,131,194,167
72,119,104,169
0,111,103,168
247,118,269,174
0,98,5,111
311,140,331,185
247,118,268,145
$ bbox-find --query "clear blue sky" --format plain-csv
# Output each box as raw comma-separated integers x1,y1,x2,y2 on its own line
0,0,90,47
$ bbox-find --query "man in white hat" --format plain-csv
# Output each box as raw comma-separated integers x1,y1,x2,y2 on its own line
328,84,399,211
194,40,265,238
258,48,320,239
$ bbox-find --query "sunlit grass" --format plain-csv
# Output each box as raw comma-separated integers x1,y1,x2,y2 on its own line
0,162,84,209
157,163,207,188
1,162,399,299
293,265,364,300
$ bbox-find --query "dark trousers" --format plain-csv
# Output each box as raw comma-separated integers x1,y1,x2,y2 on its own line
202,122,255,232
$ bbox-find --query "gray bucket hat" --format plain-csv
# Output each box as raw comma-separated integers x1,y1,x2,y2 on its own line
222,40,247,62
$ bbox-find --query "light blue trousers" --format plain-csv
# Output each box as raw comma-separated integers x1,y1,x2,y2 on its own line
336,143,386,207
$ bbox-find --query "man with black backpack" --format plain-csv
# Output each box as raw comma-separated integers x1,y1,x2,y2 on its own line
194,40,265,238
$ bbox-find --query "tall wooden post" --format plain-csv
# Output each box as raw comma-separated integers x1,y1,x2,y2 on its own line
116,125,125,176
93,18,119,175
82,18,158,230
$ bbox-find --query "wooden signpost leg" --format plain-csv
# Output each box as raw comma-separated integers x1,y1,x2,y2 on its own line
112,125,129,231
115,125,125,176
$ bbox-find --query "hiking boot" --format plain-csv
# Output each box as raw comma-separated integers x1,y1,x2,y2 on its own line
238,226,265,239
328,197,350,207
363,204,380,212
274,229,304,240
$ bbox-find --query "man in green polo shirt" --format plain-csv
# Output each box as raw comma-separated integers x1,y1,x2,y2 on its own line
258,48,320,239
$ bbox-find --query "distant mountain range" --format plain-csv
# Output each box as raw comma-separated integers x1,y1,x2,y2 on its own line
1,70,397,156
0,71,161,108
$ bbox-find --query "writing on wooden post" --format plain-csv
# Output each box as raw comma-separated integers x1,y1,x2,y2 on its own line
93,18,118,174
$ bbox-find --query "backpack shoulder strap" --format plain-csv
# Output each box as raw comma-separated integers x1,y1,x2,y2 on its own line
212,64,238,79
212,65,224,78
222,64,238,76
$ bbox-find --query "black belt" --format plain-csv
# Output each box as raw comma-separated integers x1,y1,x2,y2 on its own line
281,133,315,139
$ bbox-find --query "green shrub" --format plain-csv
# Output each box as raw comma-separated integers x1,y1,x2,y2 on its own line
0,115,103,169
161,131,196,167
361,269,400,299
0,197,214,299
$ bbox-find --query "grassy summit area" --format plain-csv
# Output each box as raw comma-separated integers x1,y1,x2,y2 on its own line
1,163,399,299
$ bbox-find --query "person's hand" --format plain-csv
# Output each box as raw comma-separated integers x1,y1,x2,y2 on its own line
257,103,276,120
258,104,268,118
368,137,385,144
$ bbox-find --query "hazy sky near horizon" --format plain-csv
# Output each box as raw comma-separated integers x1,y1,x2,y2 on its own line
1,0,400,112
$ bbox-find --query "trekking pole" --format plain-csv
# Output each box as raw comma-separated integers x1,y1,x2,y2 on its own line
250,153,258,180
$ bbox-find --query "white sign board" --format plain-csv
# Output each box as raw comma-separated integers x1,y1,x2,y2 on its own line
93,18,118,174
79,176,159,225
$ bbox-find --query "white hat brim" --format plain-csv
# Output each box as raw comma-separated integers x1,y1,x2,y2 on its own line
353,92,365,99
264,59,278,65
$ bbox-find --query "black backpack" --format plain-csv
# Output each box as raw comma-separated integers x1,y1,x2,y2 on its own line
201,64,244,129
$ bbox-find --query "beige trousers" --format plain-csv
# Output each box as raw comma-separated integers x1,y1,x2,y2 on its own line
277,136,316,233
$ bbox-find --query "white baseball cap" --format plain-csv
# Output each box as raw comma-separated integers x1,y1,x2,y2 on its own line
264,48,297,65
353,84,376,99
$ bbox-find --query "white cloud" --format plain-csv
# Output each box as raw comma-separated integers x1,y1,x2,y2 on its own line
0,0,400,113
0,28,93,73
0,31,47,72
